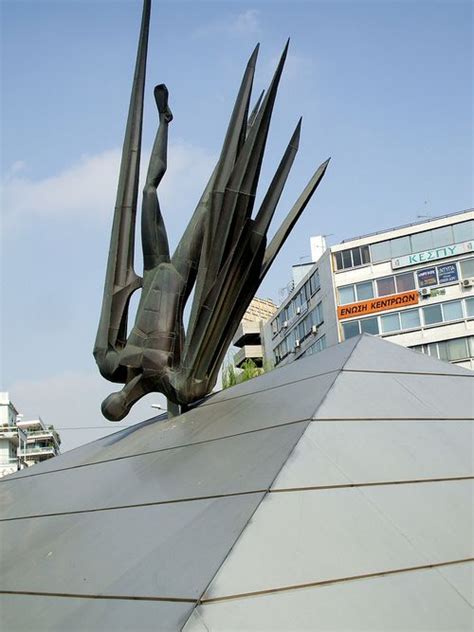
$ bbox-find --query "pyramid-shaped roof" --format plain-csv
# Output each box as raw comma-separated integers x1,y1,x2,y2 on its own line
1,335,472,631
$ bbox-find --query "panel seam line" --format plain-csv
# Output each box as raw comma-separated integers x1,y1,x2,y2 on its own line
200,558,474,604
3,476,471,522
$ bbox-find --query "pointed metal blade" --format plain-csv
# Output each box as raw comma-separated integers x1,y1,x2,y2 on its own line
260,157,330,281
253,117,301,237
94,0,150,363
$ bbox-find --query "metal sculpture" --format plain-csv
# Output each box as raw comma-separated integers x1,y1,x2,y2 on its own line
94,0,329,420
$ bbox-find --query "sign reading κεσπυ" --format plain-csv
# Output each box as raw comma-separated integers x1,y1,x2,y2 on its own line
337,290,419,320
392,240,473,269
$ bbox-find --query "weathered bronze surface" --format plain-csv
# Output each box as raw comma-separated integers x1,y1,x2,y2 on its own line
94,0,329,420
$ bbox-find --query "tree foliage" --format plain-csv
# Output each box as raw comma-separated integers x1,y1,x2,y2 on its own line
222,358,266,389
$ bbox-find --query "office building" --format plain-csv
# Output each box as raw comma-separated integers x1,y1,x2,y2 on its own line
231,297,277,369
264,208,474,369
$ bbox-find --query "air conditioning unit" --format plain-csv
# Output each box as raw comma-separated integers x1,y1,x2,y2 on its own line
311,324,318,335
295,339,301,349
296,306,301,315
420,287,431,297
461,278,474,288
283,320,289,329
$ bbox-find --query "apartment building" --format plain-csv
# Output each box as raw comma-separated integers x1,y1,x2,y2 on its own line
263,209,474,369
16,417,61,467
0,392,61,477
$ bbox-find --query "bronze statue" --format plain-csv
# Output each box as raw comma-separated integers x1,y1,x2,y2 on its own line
94,0,329,420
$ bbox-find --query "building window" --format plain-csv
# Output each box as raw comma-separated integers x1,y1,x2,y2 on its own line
370,240,392,263
380,313,400,333
367,220,473,266
453,221,474,243
309,271,321,296
396,272,416,292
334,246,370,271
422,300,463,326
339,286,355,305
423,304,443,326
301,335,327,358
411,336,473,363
377,276,396,296
411,230,434,253
341,297,473,342
400,309,420,329
337,274,414,306
342,320,360,339
431,225,454,248
356,281,374,300
443,300,463,322
391,235,411,258
465,297,474,318
460,258,474,278
360,317,379,335
440,338,467,361
338,282,374,305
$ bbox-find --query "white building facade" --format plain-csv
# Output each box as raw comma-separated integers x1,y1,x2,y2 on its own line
264,209,474,369
16,417,61,468
0,393,24,478
0,393,61,478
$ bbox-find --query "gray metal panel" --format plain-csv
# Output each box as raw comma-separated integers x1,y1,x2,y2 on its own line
437,561,474,606
272,421,474,489
0,493,263,599
4,373,336,482
346,334,473,375
200,335,359,405
79,372,336,466
271,430,351,488
0,593,193,632
203,481,473,598
3,414,167,481
1,422,307,520
203,488,428,598
185,567,473,631
314,372,474,419
362,480,473,563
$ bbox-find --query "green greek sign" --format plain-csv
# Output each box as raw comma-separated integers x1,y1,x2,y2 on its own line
392,240,473,269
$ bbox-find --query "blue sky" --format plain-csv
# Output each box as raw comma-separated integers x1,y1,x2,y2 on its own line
1,0,472,451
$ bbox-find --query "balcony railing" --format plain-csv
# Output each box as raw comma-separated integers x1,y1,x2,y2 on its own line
0,425,19,435
23,446,57,455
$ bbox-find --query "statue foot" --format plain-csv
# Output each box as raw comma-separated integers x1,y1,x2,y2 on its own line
154,84,173,122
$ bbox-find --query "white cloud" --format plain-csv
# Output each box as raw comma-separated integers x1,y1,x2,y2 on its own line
2,149,121,223
1,142,216,230
194,9,261,38
232,9,261,35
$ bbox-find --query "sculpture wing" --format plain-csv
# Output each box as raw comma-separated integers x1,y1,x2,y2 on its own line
182,42,330,388
93,0,149,380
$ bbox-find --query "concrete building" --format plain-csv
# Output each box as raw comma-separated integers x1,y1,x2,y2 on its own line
16,417,61,467
0,393,25,478
0,393,60,477
231,297,277,369
264,208,474,369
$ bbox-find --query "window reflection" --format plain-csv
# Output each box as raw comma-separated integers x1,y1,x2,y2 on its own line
377,277,396,296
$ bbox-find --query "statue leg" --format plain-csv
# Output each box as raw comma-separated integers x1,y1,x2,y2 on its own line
141,84,173,270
